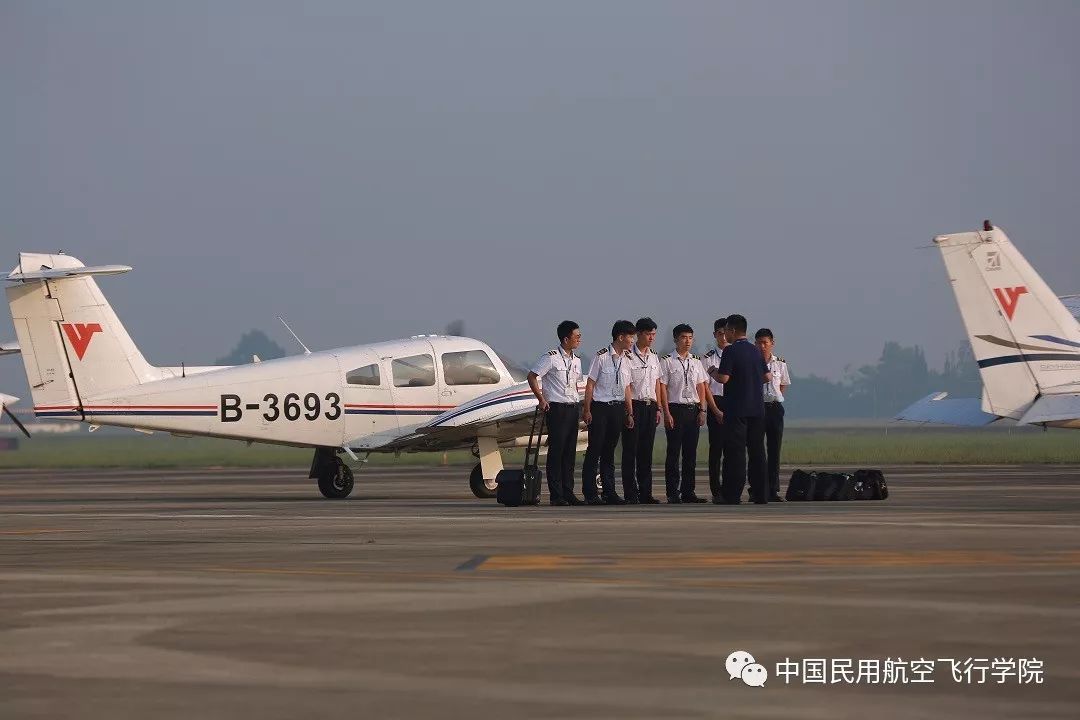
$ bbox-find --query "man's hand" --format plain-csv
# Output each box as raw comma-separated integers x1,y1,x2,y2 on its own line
697,410,707,427
665,412,675,429
538,398,550,413
626,412,634,429
711,406,724,423
583,409,592,425
655,409,662,426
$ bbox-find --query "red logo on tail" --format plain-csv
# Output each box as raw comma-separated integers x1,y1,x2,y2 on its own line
60,323,103,360
993,286,1028,320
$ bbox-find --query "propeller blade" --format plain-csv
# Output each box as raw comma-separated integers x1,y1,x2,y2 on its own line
3,406,30,439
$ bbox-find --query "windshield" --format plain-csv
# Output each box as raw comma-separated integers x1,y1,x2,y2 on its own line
495,351,529,383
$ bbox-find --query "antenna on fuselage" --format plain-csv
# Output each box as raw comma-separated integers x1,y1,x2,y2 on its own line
277,316,312,355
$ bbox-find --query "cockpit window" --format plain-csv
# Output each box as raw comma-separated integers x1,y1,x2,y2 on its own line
346,363,381,386
442,350,501,385
392,354,436,387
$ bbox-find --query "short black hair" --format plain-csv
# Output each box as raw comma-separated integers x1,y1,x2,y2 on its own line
726,314,748,334
611,320,636,340
635,317,657,333
557,320,579,343
672,323,693,339
754,328,774,341
714,317,728,333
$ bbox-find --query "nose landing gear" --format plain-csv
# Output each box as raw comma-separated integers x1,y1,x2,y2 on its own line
310,447,354,499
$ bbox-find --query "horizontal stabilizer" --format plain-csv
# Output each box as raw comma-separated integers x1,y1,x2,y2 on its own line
6,264,132,281
1017,393,1080,425
895,392,1000,427
0,341,19,356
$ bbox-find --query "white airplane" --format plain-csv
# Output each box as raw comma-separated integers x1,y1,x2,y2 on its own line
897,221,1080,429
3,252,572,498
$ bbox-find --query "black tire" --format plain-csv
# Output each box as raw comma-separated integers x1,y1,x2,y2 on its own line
318,462,354,499
469,463,498,499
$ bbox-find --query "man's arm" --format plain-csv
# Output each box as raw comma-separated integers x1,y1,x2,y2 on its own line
583,378,596,425
527,371,549,412
624,383,634,428
696,382,708,427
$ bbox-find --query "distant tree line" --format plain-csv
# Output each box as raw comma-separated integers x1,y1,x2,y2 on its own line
785,342,981,418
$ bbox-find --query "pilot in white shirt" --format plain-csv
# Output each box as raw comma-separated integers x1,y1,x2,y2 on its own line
527,321,584,506
754,328,791,502
659,323,710,503
581,320,637,505
621,317,663,504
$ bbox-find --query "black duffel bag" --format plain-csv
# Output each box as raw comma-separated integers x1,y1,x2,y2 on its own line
786,469,889,501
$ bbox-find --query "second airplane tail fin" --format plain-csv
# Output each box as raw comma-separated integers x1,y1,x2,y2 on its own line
934,223,1080,419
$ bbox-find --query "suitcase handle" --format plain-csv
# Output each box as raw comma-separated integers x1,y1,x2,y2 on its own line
523,406,546,471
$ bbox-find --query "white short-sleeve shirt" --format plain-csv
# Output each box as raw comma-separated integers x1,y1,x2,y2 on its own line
700,346,726,397
530,347,583,404
587,345,633,402
628,344,662,402
764,355,791,403
660,352,708,404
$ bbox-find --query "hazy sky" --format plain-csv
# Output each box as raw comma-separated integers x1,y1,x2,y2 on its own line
3,1,1079,397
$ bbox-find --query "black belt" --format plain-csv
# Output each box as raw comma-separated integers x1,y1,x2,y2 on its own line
598,400,625,406
670,402,700,410
549,401,579,406
632,399,656,405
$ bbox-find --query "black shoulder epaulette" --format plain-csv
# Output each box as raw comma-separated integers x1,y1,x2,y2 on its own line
776,355,785,363
661,354,670,360
597,347,608,355
705,349,716,358
690,353,698,360
547,350,557,356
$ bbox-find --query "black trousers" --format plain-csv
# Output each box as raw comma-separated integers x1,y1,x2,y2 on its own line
621,400,658,500
706,394,726,500
764,402,785,497
665,403,701,500
582,402,626,500
721,414,767,503
545,402,580,502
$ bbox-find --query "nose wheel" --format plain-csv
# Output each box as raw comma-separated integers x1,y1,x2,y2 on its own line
469,463,498,499
311,448,354,499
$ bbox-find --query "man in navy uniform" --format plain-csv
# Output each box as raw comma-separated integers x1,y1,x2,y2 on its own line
659,324,713,503
581,320,636,505
755,328,791,502
715,314,772,504
527,321,585,506
700,317,729,504
621,317,663,504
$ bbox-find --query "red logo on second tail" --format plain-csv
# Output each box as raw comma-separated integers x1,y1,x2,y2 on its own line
993,286,1028,320
60,323,103,359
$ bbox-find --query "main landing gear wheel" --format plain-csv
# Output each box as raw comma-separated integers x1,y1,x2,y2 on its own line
469,463,498,499
312,448,354,499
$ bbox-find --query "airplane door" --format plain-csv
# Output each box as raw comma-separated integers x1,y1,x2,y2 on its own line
387,340,448,434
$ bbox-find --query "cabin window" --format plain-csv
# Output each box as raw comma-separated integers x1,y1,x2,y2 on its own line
392,354,436,387
346,364,380,386
442,350,501,386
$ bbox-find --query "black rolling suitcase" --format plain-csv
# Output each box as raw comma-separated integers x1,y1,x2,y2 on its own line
496,408,545,507
785,470,817,501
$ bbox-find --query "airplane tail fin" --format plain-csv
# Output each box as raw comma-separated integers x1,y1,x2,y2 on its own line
5,253,156,416
933,223,1080,419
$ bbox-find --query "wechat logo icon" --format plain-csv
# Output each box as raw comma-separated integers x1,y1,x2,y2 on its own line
727,650,768,687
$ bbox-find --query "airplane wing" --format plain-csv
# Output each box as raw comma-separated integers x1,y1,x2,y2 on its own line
348,382,577,453
894,392,1000,427
0,341,20,356
0,393,31,438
